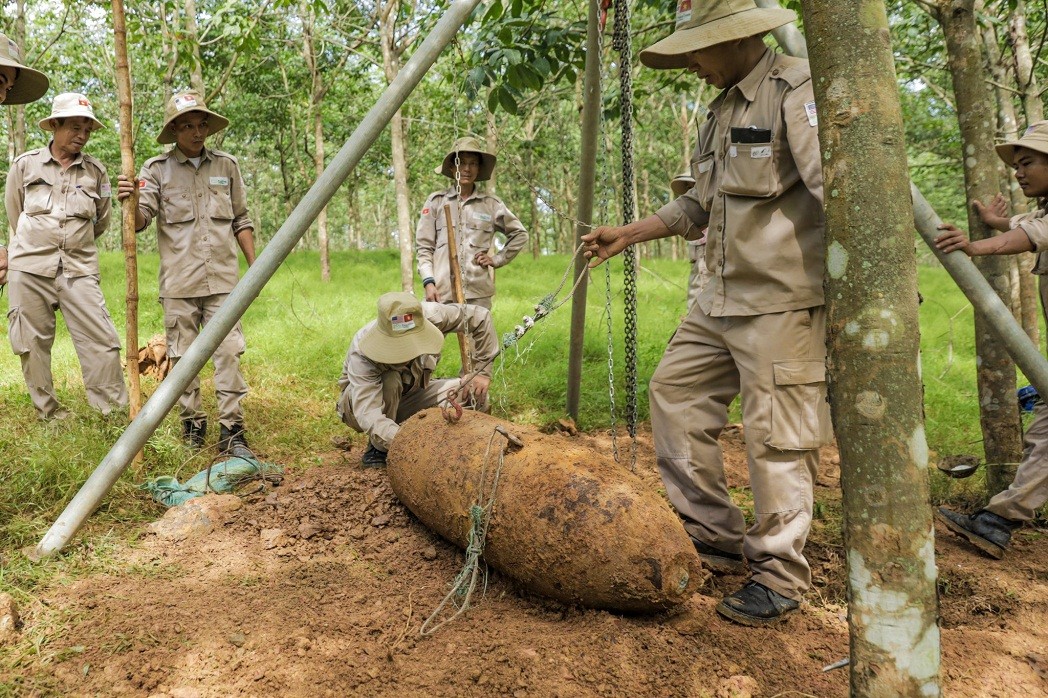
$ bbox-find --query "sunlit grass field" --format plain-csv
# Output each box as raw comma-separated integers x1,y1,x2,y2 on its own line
0,248,1026,554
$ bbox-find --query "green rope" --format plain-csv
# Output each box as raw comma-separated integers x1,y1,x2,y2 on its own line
420,428,508,635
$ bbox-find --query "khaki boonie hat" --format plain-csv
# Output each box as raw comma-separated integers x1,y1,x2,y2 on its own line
0,33,48,105
39,93,105,131
996,121,1048,164
156,90,230,145
671,171,696,198
359,292,445,364
436,136,497,182
640,0,796,70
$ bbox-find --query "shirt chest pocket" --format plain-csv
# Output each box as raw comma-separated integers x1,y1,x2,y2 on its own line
23,181,53,217
68,188,100,220
207,187,234,221
463,222,493,250
719,141,780,198
162,188,195,224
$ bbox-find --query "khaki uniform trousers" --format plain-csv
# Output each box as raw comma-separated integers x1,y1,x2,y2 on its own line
7,269,128,419
338,373,475,448
161,294,248,428
986,400,1048,521
650,304,829,601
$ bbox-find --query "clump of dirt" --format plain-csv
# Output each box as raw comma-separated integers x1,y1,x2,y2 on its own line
4,425,1047,697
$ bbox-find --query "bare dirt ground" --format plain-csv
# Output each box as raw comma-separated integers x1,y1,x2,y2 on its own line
3,425,1047,697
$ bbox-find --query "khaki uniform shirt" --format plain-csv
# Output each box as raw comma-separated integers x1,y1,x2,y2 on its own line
656,49,824,317
1012,208,1048,273
136,147,252,299
4,146,112,278
338,302,499,451
415,186,528,301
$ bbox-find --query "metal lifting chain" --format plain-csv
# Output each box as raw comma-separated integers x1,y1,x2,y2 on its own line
613,0,639,470
595,2,620,464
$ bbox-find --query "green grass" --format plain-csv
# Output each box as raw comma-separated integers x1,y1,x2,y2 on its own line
0,248,1032,560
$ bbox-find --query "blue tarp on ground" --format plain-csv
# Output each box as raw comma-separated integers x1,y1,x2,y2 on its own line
141,457,284,507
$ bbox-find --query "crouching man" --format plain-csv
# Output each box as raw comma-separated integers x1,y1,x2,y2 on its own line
337,292,497,466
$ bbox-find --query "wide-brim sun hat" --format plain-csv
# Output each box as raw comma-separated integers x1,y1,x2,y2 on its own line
157,90,230,145
640,0,796,70
996,121,1048,164
671,172,696,198
435,136,497,182
39,92,105,131
359,292,445,364
0,33,48,105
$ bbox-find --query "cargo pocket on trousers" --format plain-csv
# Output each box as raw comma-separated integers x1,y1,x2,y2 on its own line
766,359,831,450
163,315,185,359
7,307,29,355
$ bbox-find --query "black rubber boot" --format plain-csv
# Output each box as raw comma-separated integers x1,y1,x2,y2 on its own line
716,581,800,627
219,423,254,459
362,443,388,467
182,418,207,450
936,507,1019,559
690,537,747,574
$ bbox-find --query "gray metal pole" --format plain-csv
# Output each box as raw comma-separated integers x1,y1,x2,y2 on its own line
565,0,602,420
759,0,1048,397
912,186,1048,396
34,0,484,558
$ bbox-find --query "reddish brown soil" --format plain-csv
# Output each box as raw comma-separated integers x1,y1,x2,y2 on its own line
4,425,1047,697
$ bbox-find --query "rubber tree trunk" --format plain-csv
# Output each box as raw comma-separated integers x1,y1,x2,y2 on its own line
183,0,206,95
936,0,1023,495
380,0,416,291
11,0,26,156
979,0,1039,345
1009,0,1045,125
111,0,142,458
302,0,331,281
565,0,601,420
801,1,941,695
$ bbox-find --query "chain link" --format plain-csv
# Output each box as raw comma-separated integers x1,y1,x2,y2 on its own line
614,0,639,471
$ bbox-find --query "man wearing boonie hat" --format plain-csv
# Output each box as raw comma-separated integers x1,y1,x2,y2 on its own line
337,292,497,466
415,136,529,312
671,172,710,310
0,32,51,292
934,120,1048,560
4,93,128,420
581,0,829,626
115,90,256,454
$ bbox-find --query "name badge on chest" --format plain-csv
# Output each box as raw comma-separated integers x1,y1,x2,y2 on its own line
475,212,492,223
209,176,229,187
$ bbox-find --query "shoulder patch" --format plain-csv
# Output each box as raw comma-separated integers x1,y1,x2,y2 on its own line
804,101,818,127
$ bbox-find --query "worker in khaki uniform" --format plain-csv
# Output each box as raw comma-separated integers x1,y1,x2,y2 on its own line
337,292,497,466
5,93,128,420
0,33,51,303
935,122,1048,559
583,0,829,626
116,91,256,454
0,33,51,291
671,172,710,309
415,137,528,311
